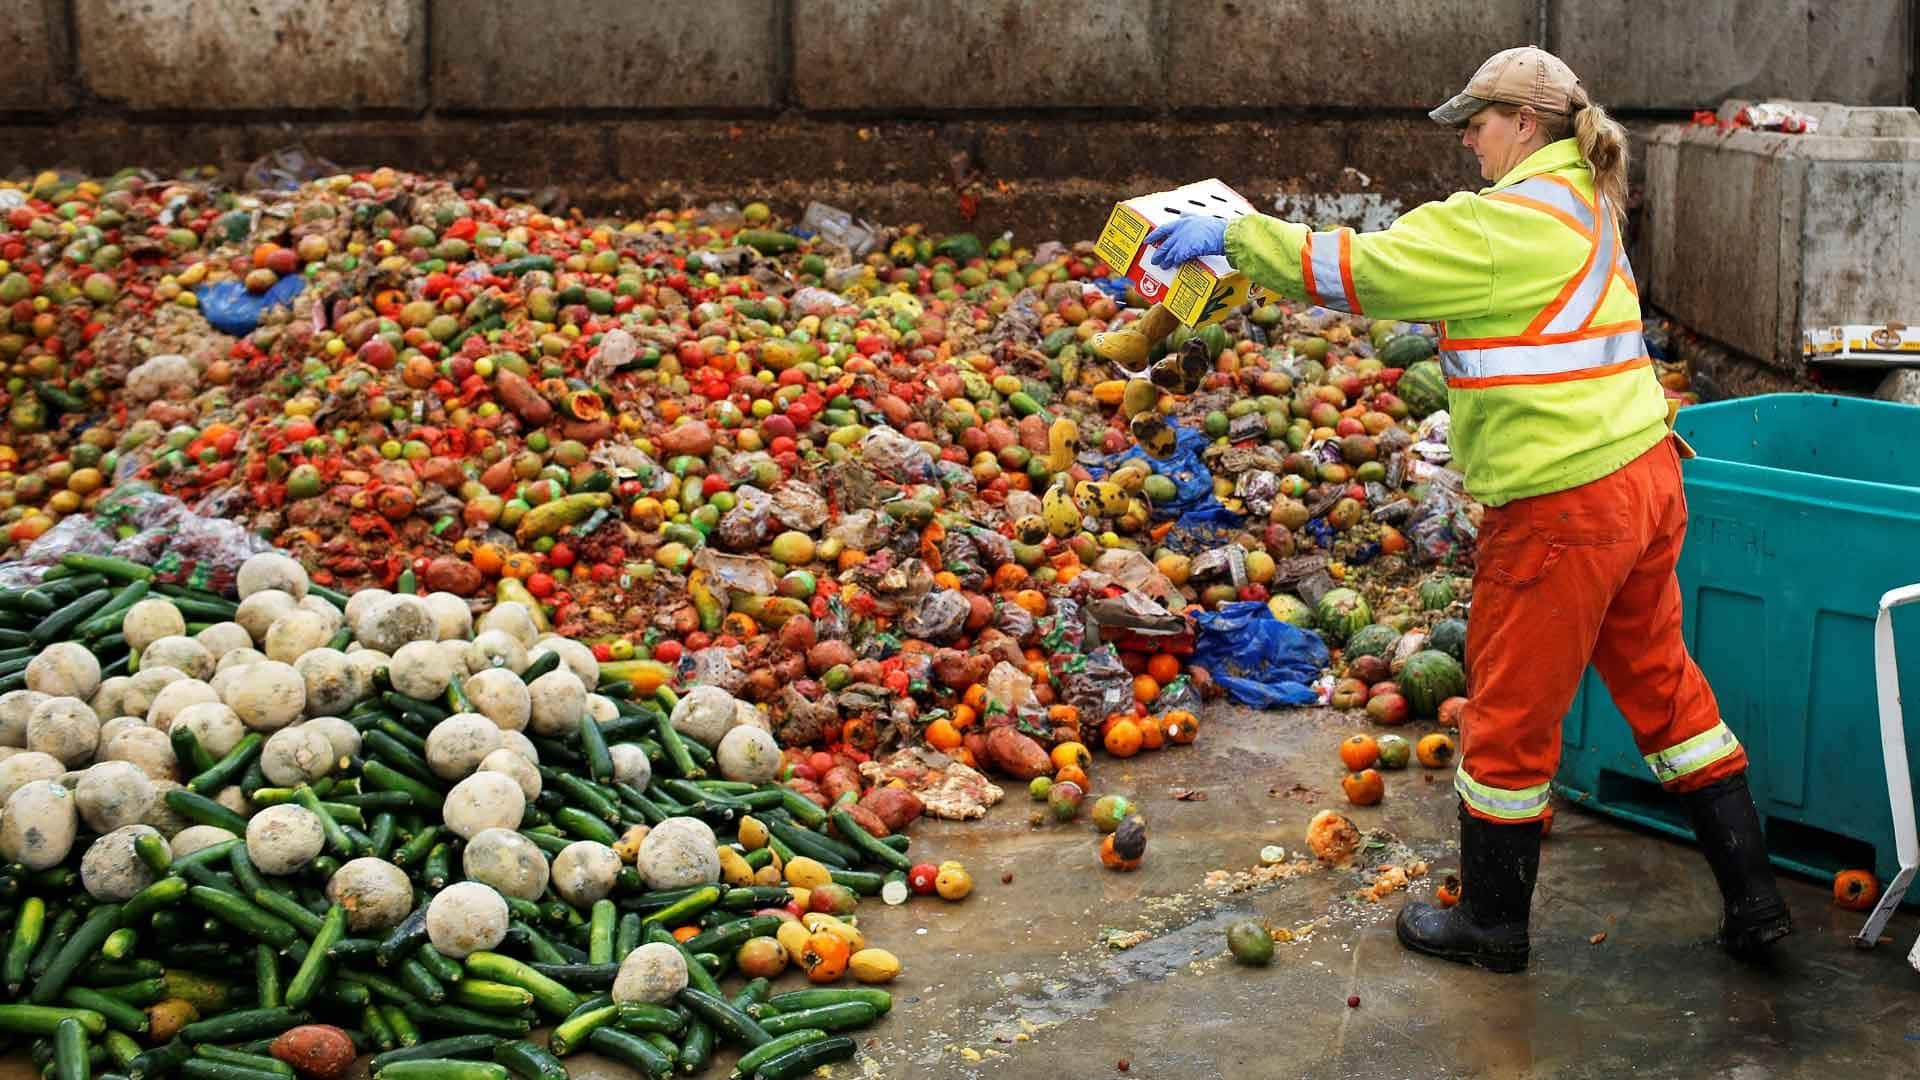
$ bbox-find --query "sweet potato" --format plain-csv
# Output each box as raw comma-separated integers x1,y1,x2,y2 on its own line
271,1024,358,1080
858,786,924,833
832,803,891,840
493,369,552,426
986,727,1050,780
784,777,829,808
960,732,990,765
821,765,863,805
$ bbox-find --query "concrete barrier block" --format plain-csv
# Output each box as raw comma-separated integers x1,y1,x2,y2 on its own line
1162,0,1537,109
76,0,424,110
1554,0,1910,110
792,0,1159,110
1,0,68,111
432,0,779,110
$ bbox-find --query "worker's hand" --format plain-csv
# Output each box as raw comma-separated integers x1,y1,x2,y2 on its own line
1145,217,1228,270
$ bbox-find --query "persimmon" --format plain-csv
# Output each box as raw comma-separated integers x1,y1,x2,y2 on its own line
1436,875,1462,908
722,612,757,638
1342,769,1385,806
924,718,962,752
1137,715,1166,751
1054,764,1090,790
1100,833,1141,871
1015,589,1049,616
1104,719,1143,758
672,925,702,943
1146,653,1181,684
1050,741,1091,772
950,704,977,730
1416,733,1456,768
800,931,851,983
963,684,988,712
1131,675,1160,705
1339,734,1380,771
1833,869,1880,911
1163,710,1200,745
993,564,1028,592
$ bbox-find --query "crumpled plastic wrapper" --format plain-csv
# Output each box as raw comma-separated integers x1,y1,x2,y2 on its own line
900,589,969,643
769,481,829,532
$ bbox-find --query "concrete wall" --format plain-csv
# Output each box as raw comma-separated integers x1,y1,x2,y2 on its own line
1,0,1914,243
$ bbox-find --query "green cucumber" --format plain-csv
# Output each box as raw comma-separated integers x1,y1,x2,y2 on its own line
373,1062,508,1080
255,944,282,1010
285,905,345,1009
178,1008,311,1043
614,1003,684,1035
30,905,123,1005
5,896,46,994
731,1029,831,1076
446,979,532,1014
828,810,911,872
578,716,613,783
369,1036,502,1074
674,987,770,1048
187,888,296,948
491,1043,564,1080
583,1028,671,1080
765,987,892,1014
0,1005,106,1037
757,1001,876,1035
59,986,147,1036
53,1016,89,1080
362,761,444,810
248,889,326,938
588,901,615,965
681,915,783,957
460,952,578,1019
187,734,264,796
32,588,113,644
190,1048,289,1079
382,1004,420,1047
749,1036,855,1079
163,789,249,835
637,886,720,929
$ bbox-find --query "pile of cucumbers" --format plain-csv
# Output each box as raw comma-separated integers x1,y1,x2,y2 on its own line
0,554,925,1080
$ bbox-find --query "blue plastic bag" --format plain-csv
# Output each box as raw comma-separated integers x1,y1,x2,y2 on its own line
196,275,307,337
1096,421,1217,520
1192,601,1329,708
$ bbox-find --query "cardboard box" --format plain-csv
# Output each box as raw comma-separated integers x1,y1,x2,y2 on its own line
1094,178,1272,329
1802,323,1920,366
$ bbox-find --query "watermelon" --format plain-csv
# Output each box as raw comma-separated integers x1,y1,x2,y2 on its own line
1399,359,1448,417
1418,576,1456,611
1267,594,1314,627
1345,623,1402,661
1314,588,1373,646
1401,650,1467,717
1380,332,1436,368
1430,618,1469,664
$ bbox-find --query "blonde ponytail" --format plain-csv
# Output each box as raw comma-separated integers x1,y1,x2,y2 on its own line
1573,102,1629,226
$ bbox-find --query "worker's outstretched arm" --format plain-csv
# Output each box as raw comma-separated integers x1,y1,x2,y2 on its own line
1224,193,1496,325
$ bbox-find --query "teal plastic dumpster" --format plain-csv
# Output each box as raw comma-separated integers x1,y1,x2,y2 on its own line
1554,394,1920,903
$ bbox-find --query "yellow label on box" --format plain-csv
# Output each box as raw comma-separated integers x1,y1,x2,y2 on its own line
1094,178,1270,329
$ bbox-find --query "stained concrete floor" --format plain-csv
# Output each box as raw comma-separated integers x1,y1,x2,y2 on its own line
815,702,1920,1080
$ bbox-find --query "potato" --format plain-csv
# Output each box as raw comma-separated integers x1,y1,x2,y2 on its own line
246,804,326,875
196,622,254,661
477,747,541,801
526,669,586,738
669,685,737,748
123,599,188,653
98,714,142,744
358,595,434,654
25,643,101,700
426,881,509,959
500,730,538,763
265,611,335,664
477,602,538,649
0,689,48,747
174,701,246,758
550,841,621,908
302,716,361,760
142,780,193,837
270,1025,356,1080
296,596,344,637
28,696,100,767
90,678,129,722
463,668,530,733
344,588,391,639
986,726,1051,780
609,743,651,789
103,726,178,782
468,630,529,675
77,760,158,833
425,713,502,781
325,858,414,933
613,942,687,1005
0,780,78,870
170,823,238,858
148,679,218,732
424,593,472,642
716,726,782,784
390,640,455,702
216,648,267,676
461,827,549,901
531,636,597,688
122,667,187,722
443,771,525,839
344,649,388,693
586,694,619,729
238,552,310,601
296,649,369,718
262,725,335,786
635,817,720,891
224,661,306,732
81,824,163,901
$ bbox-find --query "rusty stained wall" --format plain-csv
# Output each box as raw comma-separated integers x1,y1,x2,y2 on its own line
0,0,1913,240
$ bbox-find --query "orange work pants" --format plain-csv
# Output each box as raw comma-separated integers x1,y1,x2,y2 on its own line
1455,436,1747,824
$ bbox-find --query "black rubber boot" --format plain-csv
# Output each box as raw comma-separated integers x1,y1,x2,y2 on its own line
1396,803,1540,973
1679,771,1792,955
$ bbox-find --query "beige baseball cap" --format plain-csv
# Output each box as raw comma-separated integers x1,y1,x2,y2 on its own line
1429,46,1589,127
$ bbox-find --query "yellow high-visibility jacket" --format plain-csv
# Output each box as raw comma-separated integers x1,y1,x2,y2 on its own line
1224,138,1670,507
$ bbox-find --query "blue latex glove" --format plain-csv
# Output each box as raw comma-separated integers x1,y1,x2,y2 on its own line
1145,216,1228,270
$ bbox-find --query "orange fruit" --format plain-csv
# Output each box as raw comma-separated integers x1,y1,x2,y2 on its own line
1054,764,1090,790
1131,675,1160,705
1146,654,1181,684
1339,734,1380,771
1163,710,1199,745
1104,719,1143,759
1050,742,1091,772
1342,769,1385,806
1137,716,1166,751
925,718,962,752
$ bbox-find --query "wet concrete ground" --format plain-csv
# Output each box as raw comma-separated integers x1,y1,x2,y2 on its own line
820,702,1920,1080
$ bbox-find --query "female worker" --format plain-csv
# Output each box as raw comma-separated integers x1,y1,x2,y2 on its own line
1139,46,1791,973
